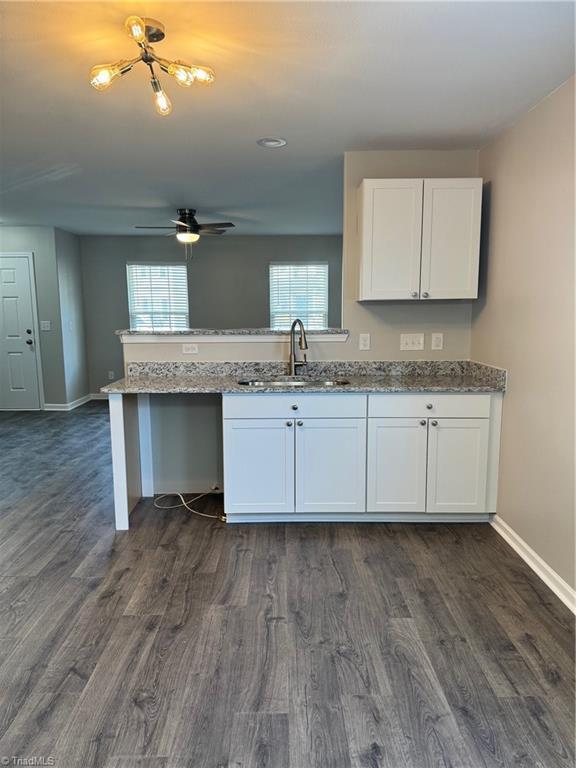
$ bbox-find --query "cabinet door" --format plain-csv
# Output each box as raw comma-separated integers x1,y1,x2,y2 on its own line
367,418,427,513
295,418,366,514
420,178,482,299
359,179,423,300
427,418,489,514
223,419,294,515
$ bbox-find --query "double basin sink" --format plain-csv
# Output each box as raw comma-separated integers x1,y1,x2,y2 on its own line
238,376,350,388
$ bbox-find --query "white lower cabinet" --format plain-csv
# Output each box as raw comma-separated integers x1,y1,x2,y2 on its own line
296,418,366,514
223,393,499,520
426,418,489,514
223,418,295,515
367,418,428,513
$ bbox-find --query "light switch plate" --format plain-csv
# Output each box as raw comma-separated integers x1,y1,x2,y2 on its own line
107,370,115,380
40,320,51,331
400,333,424,351
182,343,199,354
358,333,371,351
431,333,444,350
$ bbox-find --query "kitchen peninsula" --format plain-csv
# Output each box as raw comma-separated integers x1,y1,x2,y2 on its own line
102,334,506,530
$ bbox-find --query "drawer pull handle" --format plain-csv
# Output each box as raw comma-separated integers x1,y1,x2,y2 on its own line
286,421,293,427
431,420,438,426
291,404,298,411
420,420,426,426
426,403,433,409
297,420,304,426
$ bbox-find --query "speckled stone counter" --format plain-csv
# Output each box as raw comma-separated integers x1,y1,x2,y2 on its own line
116,327,348,336
101,360,506,395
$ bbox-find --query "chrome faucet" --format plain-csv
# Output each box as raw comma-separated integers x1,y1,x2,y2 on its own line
289,319,309,376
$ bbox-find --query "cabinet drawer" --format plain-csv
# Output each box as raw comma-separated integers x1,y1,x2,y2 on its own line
368,393,490,419
223,393,367,419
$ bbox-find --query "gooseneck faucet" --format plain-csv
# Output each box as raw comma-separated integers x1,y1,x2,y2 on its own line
289,319,309,376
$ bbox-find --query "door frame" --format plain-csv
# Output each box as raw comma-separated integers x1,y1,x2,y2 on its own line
0,252,45,410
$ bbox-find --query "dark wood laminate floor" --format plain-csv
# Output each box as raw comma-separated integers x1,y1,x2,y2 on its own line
0,404,574,768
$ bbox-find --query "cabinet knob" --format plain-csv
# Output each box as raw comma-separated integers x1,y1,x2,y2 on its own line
420,420,426,426
410,291,418,298
422,292,429,298
286,421,293,427
431,420,438,426
291,404,298,411
426,403,433,409
26,339,33,346
297,420,304,426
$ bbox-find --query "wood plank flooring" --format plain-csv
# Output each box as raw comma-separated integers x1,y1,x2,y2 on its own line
0,403,573,767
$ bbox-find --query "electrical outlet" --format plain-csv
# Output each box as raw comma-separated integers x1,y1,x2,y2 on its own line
40,320,51,331
431,333,444,351
400,333,424,351
182,343,199,354
358,333,371,351
107,370,115,380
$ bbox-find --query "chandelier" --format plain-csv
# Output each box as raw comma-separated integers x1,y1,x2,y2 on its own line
89,16,215,116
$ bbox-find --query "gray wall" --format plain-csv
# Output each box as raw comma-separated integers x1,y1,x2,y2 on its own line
0,226,66,403
80,234,342,392
472,78,575,589
56,229,89,402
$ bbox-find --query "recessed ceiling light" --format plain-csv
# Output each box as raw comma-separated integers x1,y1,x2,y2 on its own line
257,137,287,148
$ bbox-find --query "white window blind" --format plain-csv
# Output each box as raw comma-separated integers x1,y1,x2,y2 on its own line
126,263,189,331
269,262,329,330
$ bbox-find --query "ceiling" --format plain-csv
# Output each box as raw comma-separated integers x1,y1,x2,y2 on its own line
0,1,573,235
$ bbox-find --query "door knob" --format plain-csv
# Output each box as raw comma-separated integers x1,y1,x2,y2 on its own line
26,339,33,346
431,420,438,426
297,420,303,426
286,421,293,427
420,420,426,426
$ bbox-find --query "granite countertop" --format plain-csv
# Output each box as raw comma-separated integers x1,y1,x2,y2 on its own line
116,327,348,336
101,360,506,395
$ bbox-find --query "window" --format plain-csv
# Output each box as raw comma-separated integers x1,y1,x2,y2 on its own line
269,262,329,330
126,263,189,331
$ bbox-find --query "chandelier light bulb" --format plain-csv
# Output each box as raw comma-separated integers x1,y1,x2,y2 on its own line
150,76,173,116
125,15,146,43
176,231,201,244
191,66,215,84
90,62,124,90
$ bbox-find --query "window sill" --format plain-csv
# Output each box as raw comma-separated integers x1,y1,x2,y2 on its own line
117,328,350,344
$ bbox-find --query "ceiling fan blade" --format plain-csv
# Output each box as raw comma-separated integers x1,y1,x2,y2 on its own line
170,219,193,228
200,229,225,235
198,222,235,230
135,225,175,229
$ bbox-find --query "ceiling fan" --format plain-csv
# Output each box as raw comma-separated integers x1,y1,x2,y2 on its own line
135,208,235,243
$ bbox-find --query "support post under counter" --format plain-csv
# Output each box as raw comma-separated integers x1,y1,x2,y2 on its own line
108,392,150,530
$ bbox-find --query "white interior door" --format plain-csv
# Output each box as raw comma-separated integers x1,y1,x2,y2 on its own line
420,178,483,299
359,179,423,300
223,419,295,515
295,418,366,514
427,418,489,514
0,255,40,410
367,418,428,513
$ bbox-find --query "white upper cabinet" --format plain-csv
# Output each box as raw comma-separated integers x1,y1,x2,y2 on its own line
421,178,483,299
357,177,482,301
358,179,423,300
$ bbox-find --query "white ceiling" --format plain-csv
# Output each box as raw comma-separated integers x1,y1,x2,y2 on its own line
0,1,573,235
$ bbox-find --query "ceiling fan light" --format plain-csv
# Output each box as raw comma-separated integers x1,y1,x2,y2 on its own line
176,231,200,244
125,15,146,43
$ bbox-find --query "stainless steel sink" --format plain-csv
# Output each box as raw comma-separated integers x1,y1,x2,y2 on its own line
237,377,350,388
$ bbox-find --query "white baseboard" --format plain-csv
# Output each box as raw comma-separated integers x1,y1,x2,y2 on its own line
90,393,109,400
43,394,92,412
491,515,576,614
